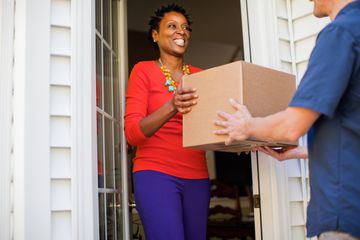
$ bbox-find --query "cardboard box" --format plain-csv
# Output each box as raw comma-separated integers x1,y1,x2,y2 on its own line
182,60,297,152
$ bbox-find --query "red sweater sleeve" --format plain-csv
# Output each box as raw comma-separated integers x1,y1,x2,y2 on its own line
124,63,149,146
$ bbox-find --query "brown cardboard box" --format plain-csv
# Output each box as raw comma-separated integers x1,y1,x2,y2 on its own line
182,60,297,152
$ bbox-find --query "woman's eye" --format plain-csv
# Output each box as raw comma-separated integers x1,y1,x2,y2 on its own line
182,25,191,31
168,24,176,29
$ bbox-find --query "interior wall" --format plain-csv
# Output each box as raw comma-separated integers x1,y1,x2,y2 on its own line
127,30,243,72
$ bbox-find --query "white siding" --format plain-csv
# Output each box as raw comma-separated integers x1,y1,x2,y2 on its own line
50,0,72,239
10,0,97,239
275,0,329,239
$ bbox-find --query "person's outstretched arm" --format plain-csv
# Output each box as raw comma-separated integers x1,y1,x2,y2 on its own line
214,98,319,145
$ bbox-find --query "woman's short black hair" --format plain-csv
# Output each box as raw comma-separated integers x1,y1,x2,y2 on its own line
147,4,192,50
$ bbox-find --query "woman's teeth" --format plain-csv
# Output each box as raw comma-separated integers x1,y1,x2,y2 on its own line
174,39,185,46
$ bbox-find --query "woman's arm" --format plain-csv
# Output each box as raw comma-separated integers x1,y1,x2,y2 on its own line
124,63,199,145
139,87,198,137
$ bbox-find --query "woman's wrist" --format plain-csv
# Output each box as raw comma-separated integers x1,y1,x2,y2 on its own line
167,99,178,115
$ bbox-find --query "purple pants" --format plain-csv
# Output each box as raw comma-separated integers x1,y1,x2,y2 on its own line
133,170,210,240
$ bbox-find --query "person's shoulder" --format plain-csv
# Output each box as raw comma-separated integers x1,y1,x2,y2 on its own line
319,19,358,44
327,3,360,39
188,64,203,74
132,60,156,70
130,60,157,76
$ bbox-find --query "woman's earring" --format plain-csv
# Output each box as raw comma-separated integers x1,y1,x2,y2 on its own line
153,39,157,42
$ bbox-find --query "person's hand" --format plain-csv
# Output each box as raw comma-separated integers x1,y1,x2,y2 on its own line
172,87,198,114
256,146,308,161
214,98,252,145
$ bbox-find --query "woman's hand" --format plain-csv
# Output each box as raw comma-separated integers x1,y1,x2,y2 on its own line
256,146,308,161
172,87,198,114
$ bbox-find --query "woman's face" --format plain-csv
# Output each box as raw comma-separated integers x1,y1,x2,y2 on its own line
152,11,191,57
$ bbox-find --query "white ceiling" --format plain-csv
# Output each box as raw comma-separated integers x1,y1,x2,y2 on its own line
127,0,243,46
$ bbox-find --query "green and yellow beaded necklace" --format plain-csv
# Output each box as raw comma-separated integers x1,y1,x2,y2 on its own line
159,59,190,93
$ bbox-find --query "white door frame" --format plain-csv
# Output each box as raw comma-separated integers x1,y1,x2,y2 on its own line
12,0,52,239
71,0,99,238
0,0,15,239
118,0,132,239
239,1,264,239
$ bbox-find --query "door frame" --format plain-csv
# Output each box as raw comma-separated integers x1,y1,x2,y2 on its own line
118,0,132,239
239,1,264,239
72,0,99,238
0,0,15,239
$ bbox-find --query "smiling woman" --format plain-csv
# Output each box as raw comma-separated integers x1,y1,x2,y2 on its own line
124,4,211,240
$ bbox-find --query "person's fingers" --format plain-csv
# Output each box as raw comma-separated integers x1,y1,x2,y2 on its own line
176,87,196,94
213,128,230,135
257,147,270,155
176,100,197,108
263,146,275,153
216,110,233,120
229,98,250,115
279,145,296,153
225,137,234,146
229,98,242,110
179,107,192,114
258,146,277,157
214,119,231,128
175,93,198,103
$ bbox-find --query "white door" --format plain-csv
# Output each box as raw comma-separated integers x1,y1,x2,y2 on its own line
95,0,131,239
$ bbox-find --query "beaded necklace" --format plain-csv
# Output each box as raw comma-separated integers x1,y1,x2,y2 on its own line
159,59,190,93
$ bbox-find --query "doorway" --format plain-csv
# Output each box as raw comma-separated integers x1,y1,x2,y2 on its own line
126,0,258,239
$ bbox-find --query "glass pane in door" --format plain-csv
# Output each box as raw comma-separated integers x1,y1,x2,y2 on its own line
104,117,114,189
97,112,104,188
96,0,101,32
96,0,123,239
103,46,113,115
98,193,106,240
96,36,103,108
111,0,118,53
106,193,116,240
102,0,111,44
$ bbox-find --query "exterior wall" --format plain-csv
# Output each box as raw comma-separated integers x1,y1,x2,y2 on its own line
50,0,73,239
0,0,15,239
12,0,98,239
51,0,99,239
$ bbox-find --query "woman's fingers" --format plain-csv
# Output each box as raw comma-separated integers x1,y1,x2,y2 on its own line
174,87,199,113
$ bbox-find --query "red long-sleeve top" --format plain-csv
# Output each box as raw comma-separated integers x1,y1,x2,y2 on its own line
124,61,208,179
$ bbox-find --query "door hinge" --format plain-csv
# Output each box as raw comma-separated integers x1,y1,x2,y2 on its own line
253,194,261,208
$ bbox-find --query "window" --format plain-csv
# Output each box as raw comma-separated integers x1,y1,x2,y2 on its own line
95,0,123,239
